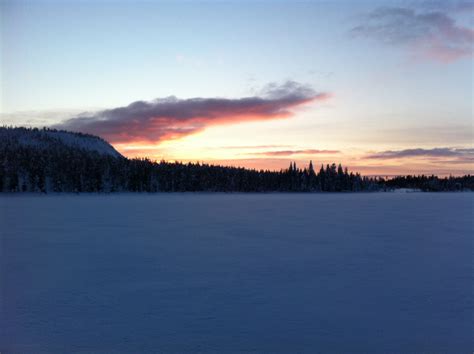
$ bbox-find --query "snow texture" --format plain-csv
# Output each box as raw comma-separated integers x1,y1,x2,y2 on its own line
0,127,122,157
1,193,473,353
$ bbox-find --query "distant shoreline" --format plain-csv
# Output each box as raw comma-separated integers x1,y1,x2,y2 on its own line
2,127,473,193
2,189,474,196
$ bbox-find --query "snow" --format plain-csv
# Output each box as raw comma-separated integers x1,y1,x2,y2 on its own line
0,127,122,157
1,193,473,353
391,188,422,193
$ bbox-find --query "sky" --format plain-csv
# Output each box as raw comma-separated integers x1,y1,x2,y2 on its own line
1,0,473,176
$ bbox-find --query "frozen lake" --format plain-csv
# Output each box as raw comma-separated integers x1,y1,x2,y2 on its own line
1,193,473,353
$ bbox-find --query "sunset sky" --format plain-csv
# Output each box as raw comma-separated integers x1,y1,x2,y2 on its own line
1,0,473,176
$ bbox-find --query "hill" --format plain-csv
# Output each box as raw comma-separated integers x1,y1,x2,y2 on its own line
0,127,122,158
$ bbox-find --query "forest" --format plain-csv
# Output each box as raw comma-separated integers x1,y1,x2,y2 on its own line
1,127,473,193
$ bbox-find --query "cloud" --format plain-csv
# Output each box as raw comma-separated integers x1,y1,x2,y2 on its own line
419,1,474,13
218,145,294,150
53,81,330,144
367,147,474,160
250,149,340,157
437,156,474,164
351,5,473,63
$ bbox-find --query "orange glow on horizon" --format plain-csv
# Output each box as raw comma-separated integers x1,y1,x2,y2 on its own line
115,143,473,177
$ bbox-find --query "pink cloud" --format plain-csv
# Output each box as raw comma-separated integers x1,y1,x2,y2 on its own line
250,149,340,157
352,6,473,63
53,81,331,144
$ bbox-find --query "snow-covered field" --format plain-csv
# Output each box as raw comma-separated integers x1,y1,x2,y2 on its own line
1,193,473,353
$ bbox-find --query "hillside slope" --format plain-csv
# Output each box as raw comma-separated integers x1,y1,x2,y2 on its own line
0,127,122,158
0,127,125,192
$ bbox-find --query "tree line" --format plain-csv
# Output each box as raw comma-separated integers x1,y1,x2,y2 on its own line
1,127,472,193
0,147,379,193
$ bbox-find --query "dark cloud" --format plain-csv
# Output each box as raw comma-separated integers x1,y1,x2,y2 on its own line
259,81,317,100
351,5,473,62
251,149,340,157
367,147,474,160
53,81,330,144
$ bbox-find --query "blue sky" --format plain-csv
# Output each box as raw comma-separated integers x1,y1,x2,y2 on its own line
1,0,473,175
